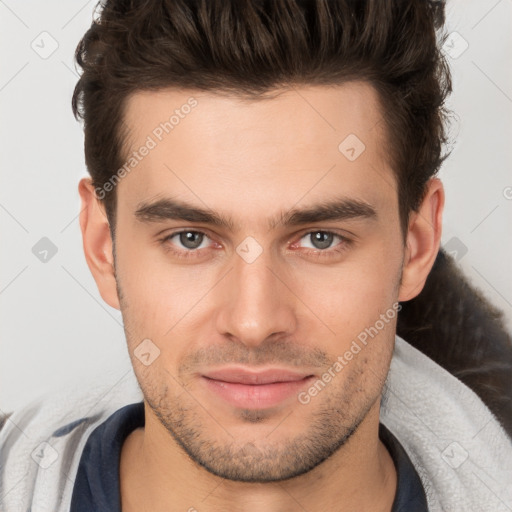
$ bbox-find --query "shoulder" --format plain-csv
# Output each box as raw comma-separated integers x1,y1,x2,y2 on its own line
382,336,512,511
0,369,142,512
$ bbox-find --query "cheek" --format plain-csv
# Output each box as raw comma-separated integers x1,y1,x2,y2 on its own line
116,237,211,325
293,246,402,336
115,248,221,387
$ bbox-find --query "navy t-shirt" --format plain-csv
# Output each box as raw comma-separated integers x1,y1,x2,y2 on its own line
70,402,428,511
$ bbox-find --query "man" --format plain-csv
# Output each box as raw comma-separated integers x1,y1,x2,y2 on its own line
1,1,511,511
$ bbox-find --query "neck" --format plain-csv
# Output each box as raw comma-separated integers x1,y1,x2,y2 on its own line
120,400,397,512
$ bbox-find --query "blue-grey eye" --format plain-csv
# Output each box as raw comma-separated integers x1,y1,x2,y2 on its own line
178,231,205,249
303,231,337,250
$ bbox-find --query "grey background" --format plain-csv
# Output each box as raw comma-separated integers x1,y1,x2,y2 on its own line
1,0,511,412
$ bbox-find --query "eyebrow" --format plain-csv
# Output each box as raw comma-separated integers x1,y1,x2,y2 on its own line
134,196,377,231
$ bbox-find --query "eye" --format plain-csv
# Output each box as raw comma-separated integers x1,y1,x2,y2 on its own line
162,230,212,251
297,230,346,251
159,228,351,262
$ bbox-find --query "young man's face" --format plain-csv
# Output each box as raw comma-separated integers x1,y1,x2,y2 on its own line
81,82,440,482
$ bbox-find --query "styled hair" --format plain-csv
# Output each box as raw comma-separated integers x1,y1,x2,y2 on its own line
72,0,452,237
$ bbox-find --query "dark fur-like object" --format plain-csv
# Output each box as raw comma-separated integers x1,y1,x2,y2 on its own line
397,249,512,437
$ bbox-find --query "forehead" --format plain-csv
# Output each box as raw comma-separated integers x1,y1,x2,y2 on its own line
122,82,387,156
117,83,395,221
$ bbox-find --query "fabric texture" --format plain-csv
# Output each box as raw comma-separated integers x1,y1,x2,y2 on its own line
0,336,511,511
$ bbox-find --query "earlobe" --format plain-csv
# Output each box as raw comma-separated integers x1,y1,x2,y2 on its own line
398,178,444,302
78,177,120,310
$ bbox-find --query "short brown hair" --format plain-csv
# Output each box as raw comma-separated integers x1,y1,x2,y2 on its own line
72,0,452,237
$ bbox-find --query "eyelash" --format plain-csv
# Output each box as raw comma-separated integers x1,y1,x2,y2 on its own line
159,229,352,261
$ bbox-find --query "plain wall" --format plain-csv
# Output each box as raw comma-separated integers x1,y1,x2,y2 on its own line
1,0,511,412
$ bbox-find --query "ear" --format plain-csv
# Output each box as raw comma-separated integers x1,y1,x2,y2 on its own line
398,178,444,302
78,177,120,310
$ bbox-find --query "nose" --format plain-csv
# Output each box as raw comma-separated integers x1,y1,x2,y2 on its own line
215,245,298,348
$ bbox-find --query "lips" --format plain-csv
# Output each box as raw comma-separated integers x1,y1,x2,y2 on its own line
201,367,315,409
203,368,312,385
